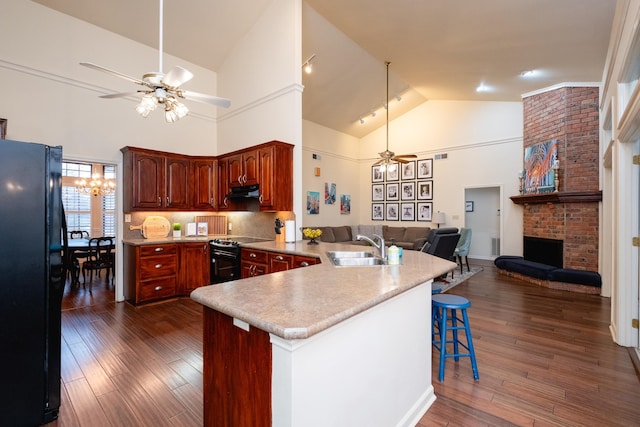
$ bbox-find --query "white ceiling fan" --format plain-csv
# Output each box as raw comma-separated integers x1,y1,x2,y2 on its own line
80,0,230,122
373,61,416,169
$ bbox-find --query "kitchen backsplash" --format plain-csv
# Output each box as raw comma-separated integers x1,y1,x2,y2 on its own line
124,211,295,241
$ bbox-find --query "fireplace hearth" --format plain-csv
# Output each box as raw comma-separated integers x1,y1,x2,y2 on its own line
523,236,563,268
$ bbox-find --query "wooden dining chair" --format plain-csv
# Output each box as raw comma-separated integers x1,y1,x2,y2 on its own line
82,237,115,289
69,230,89,239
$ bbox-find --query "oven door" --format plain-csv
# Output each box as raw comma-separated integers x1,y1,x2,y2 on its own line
210,248,240,284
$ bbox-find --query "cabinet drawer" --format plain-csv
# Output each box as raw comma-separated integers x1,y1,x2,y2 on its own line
138,277,177,302
241,248,268,263
139,255,178,278
140,244,178,257
293,255,319,268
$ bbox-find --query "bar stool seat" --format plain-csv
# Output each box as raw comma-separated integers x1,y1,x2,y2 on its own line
432,293,479,382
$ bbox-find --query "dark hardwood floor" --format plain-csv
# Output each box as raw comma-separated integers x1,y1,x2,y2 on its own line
51,264,640,426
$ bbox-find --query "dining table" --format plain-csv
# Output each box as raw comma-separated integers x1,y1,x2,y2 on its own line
66,238,115,286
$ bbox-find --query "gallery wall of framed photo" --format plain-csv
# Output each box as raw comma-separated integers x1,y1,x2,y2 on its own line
371,158,433,222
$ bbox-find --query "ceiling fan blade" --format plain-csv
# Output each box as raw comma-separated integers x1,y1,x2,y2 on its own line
393,158,410,164
80,62,151,88
181,90,231,108
372,158,386,166
393,154,418,160
99,91,146,99
162,66,193,88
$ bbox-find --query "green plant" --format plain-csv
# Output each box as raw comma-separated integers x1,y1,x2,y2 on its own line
173,223,181,231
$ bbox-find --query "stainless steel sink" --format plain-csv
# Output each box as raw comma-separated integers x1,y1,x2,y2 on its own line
326,250,374,259
327,250,386,266
331,257,386,266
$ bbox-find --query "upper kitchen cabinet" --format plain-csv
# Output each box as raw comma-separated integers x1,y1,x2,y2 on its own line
121,147,190,211
257,141,293,211
192,157,218,211
225,149,259,187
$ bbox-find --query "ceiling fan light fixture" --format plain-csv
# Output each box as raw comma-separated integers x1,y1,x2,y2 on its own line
136,94,157,118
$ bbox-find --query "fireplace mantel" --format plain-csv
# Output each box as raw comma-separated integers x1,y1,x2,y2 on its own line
510,191,602,205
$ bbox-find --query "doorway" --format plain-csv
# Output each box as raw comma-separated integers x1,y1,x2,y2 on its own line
464,186,501,260
61,160,117,309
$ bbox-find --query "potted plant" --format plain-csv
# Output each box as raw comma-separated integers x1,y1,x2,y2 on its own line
172,223,181,238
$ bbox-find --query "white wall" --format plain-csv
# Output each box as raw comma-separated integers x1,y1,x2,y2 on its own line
217,0,303,227
301,120,360,227
0,0,221,160
355,100,524,255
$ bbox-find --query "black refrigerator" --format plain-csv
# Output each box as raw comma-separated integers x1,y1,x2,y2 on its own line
0,139,65,425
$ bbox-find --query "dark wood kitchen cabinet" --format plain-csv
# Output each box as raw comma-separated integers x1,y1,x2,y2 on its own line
257,142,293,211
241,248,268,278
179,242,210,294
269,251,293,272
226,149,259,187
121,147,190,211
192,157,218,210
123,243,178,305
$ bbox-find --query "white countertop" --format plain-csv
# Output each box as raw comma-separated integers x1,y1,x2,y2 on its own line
190,240,455,340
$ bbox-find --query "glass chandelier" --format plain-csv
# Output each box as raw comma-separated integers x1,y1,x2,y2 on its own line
75,173,116,196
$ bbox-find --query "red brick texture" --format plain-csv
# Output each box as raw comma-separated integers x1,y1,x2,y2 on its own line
522,87,599,270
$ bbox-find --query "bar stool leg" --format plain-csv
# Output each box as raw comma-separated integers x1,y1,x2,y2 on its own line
462,309,479,380
451,308,460,362
438,308,447,382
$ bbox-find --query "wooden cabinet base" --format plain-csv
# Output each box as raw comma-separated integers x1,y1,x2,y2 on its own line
203,309,271,427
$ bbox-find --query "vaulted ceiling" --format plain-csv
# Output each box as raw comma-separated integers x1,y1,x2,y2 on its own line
33,0,617,138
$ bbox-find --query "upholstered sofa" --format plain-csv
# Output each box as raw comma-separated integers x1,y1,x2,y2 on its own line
304,224,432,250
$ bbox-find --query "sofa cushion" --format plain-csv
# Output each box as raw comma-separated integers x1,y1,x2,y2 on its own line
501,259,556,280
318,227,335,243
403,227,430,242
494,256,524,269
332,226,352,242
548,268,602,287
383,226,405,243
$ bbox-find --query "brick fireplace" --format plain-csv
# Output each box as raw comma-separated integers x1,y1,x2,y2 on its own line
512,86,601,271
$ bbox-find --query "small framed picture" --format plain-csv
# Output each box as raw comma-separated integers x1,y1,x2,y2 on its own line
401,161,416,180
386,203,399,221
417,180,433,200
386,164,399,181
417,202,433,222
372,165,384,182
372,203,384,221
401,182,415,200
386,183,399,201
372,184,384,201
401,202,415,221
465,201,474,212
417,159,433,179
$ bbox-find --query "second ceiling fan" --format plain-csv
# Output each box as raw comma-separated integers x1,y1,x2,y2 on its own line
80,0,230,122
373,61,416,169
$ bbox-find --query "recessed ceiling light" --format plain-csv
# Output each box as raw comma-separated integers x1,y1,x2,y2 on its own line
476,82,490,92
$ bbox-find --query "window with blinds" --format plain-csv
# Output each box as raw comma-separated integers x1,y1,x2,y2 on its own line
62,162,116,237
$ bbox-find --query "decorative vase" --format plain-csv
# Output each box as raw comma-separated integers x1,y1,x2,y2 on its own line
173,230,181,238
308,238,318,245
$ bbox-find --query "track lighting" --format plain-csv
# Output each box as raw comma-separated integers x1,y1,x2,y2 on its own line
303,54,316,74
359,117,365,124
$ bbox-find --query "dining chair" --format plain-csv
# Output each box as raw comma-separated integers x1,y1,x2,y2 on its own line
454,228,472,274
82,237,115,289
69,230,89,239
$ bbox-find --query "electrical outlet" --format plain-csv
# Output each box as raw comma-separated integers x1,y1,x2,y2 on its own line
124,214,131,223
228,223,232,231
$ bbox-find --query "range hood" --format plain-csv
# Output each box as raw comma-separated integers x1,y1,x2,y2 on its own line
226,184,260,199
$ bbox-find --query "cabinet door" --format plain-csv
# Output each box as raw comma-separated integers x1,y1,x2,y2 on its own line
293,255,319,268
257,146,274,209
269,252,293,272
193,158,217,210
132,151,164,209
227,154,244,187
165,155,190,209
241,261,268,278
242,150,259,186
180,242,210,294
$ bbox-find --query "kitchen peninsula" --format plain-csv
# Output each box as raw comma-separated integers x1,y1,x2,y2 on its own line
190,240,455,427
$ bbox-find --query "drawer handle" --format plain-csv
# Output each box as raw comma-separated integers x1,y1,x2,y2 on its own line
155,264,163,269
154,286,163,291
250,253,257,258
154,247,164,252
275,255,283,261
300,261,309,267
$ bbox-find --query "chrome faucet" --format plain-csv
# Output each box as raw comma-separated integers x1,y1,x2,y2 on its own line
356,234,386,260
